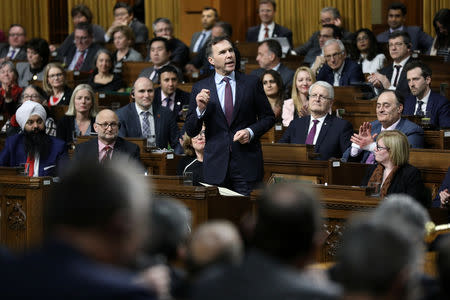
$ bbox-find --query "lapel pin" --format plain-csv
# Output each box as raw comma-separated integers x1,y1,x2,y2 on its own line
176,102,180,106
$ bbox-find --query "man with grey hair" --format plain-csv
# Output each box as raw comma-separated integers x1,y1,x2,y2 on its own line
317,39,364,86
280,81,353,160
152,18,189,68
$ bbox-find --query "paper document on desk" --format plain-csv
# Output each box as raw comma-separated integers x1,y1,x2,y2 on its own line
199,182,244,196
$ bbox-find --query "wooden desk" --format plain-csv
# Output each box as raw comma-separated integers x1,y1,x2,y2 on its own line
122,61,153,87
0,174,54,252
260,124,286,143
141,151,180,175
96,92,131,109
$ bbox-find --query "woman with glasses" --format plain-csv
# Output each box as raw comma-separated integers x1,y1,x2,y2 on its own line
43,62,73,106
111,25,143,73
282,67,315,127
16,38,50,88
177,125,205,186
361,130,430,207
350,28,385,74
0,61,22,119
56,84,98,145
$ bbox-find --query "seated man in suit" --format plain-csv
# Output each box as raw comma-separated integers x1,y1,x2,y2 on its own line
139,37,183,84
192,182,340,300
0,101,67,176
368,31,414,99
0,155,155,298
117,77,179,150
310,24,343,73
376,2,433,52
317,39,365,86
104,2,149,44
251,39,295,92
343,90,424,163
403,60,450,128
152,18,189,68
58,22,102,72
190,7,218,53
153,65,189,122
246,0,293,48
0,24,27,62
279,81,353,160
73,109,140,163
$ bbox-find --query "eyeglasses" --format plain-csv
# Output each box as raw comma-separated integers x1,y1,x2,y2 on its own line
319,18,333,25
48,73,64,79
357,36,369,42
23,94,41,100
309,94,331,101
324,51,344,60
74,36,89,42
9,33,24,37
376,144,389,151
155,27,171,34
96,122,119,129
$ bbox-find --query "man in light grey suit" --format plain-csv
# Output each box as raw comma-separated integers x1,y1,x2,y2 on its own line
190,7,218,53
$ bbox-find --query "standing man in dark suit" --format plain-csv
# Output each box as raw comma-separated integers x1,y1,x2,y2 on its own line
117,77,179,150
0,24,27,62
376,2,433,52
185,36,275,195
74,109,140,163
58,22,102,72
190,7,218,53
317,39,365,86
246,0,293,48
152,65,189,122
368,31,414,99
279,81,353,160
104,2,148,44
403,60,450,128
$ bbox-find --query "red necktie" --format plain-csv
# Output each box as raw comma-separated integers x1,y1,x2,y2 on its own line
26,155,35,177
305,120,319,145
74,51,85,71
100,146,112,163
264,26,269,39
223,77,233,126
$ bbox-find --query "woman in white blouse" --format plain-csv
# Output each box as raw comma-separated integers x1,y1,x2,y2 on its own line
353,28,386,74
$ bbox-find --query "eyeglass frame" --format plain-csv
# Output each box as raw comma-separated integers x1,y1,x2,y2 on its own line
95,122,120,129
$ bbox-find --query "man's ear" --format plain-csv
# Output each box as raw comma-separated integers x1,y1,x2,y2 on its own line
425,76,431,86
398,104,404,113
208,56,214,66
93,123,99,133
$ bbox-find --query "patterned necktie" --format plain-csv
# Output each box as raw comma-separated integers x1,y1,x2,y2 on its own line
141,111,151,138
101,146,112,163
305,120,319,145
393,65,402,87
74,51,85,71
223,77,233,125
264,26,269,39
164,97,172,110
415,100,425,116
8,48,16,59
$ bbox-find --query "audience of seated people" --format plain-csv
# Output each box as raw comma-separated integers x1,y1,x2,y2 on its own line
261,69,284,121
43,62,73,106
310,24,343,74
87,48,125,92
16,38,50,88
177,125,205,186
111,25,143,73
350,28,386,74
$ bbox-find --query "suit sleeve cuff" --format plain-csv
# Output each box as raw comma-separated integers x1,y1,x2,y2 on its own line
196,107,205,118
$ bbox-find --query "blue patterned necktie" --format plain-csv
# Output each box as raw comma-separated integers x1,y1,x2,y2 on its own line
141,111,151,138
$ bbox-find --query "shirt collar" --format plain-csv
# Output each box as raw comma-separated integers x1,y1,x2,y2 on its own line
390,26,404,33
333,60,346,75
393,55,410,67
272,63,281,71
382,118,401,130
214,71,236,85
260,22,275,31
135,102,153,116
311,114,327,124
98,138,116,152
161,89,176,100
417,89,431,103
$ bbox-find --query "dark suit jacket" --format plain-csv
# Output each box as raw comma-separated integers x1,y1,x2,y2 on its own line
73,136,140,163
246,23,293,48
0,239,155,299
59,42,103,72
403,91,450,129
153,87,190,122
0,133,67,176
0,44,26,61
168,38,189,68
376,26,433,52
56,115,96,145
433,167,450,207
317,58,365,86
379,56,413,99
116,102,179,149
138,64,183,84
361,163,431,207
185,71,275,184
190,31,211,53
250,63,295,92
130,19,149,44
279,114,353,160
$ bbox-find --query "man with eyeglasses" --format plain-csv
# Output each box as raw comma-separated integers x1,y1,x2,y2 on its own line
343,90,423,164
105,2,148,44
317,39,364,86
0,24,27,62
152,18,189,68
310,24,343,73
279,81,353,160
74,109,140,164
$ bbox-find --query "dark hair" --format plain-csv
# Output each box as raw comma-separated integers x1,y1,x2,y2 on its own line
75,22,93,37
259,0,276,11
403,60,432,79
433,8,450,50
379,89,405,106
8,24,26,36
113,2,133,14
148,36,171,52
158,64,179,77
203,6,218,19
253,182,321,263
388,2,407,15
388,30,411,47
93,48,114,74
26,38,50,66
322,24,343,40
152,17,173,34
352,28,380,61
261,69,284,101
206,36,233,59
260,39,282,59
71,4,93,23
213,21,232,37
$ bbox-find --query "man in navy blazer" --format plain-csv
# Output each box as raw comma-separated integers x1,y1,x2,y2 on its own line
246,0,293,48
0,101,67,176
117,77,179,150
317,39,365,86
185,36,275,195
343,90,424,163
376,2,432,52
279,81,353,160
403,61,450,128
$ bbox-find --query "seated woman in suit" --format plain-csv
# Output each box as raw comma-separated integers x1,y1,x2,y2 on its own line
16,38,50,88
361,130,430,207
56,84,98,146
261,70,283,122
43,62,73,107
0,61,22,119
177,125,205,186
350,28,386,74
87,49,125,93
111,25,143,73
281,66,315,127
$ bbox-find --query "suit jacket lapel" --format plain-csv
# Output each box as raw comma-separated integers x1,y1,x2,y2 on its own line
315,115,332,146
153,105,161,145
300,116,311,143
131,104,142,136
232,72,244,125
209,75,228,124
